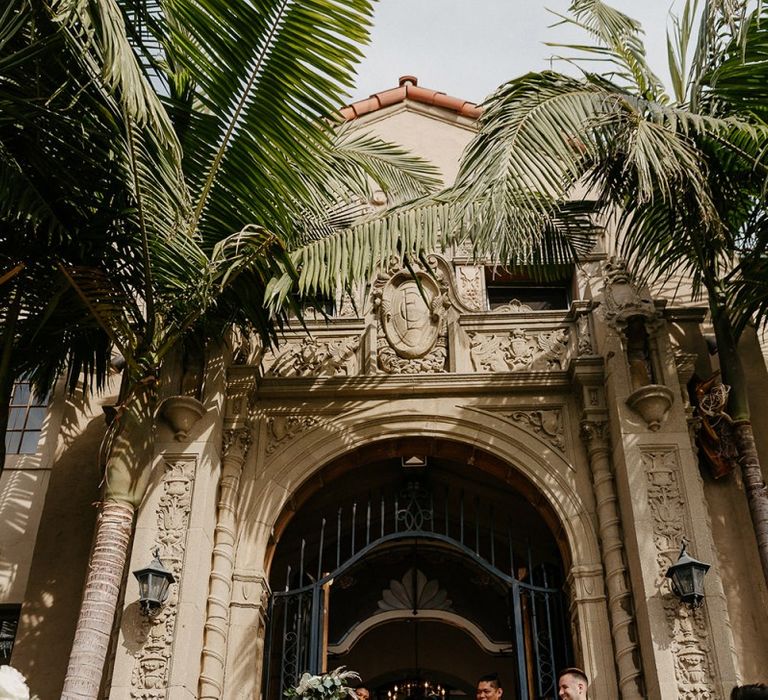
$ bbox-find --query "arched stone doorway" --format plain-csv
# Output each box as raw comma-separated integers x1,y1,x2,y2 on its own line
263,440,573,700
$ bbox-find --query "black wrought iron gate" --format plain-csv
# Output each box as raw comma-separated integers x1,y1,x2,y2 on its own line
263,481,571,700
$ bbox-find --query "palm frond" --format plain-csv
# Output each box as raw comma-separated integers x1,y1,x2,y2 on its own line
52,0,178,149
548,0,666,100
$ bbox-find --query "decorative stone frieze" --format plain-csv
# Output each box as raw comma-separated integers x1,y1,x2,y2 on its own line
468,328,569,372
641,448,717,699
262,336,361,377
131,457,196,699
265,415,321,455
504,409,565,452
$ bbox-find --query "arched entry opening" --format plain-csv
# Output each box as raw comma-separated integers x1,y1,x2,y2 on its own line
263,439,574,700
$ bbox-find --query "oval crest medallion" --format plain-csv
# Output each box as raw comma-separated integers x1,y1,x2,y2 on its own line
381,275,441,359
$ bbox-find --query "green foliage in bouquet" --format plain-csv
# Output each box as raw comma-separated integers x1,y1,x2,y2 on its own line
285,667,361,700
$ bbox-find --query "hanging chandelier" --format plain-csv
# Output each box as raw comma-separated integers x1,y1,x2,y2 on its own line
385,679,447,700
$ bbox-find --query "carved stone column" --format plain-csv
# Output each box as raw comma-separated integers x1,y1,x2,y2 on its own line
581,420,644,699
223,570,271,699
567,565,619,699
198,426,253,699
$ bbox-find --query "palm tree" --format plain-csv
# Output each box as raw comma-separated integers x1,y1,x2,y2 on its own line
2,1,440,697
434,0,768,586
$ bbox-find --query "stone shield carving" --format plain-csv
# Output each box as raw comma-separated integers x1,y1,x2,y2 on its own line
379,275,444,359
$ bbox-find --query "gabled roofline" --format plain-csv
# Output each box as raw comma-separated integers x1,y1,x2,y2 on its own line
340,75,482,121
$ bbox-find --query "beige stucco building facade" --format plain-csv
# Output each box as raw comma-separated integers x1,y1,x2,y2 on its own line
2,78,768,699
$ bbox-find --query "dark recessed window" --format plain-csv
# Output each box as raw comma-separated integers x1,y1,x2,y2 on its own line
5,380,47,455
0,605,20,665
485,269,571,311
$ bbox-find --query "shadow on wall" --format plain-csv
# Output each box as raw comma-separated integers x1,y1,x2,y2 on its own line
10,393,110,699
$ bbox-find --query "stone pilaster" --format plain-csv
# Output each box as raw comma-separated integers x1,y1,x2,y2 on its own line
568,564,619,699
198,427,253,699
580,420,644,699
108,455,198,700
222,570,270,700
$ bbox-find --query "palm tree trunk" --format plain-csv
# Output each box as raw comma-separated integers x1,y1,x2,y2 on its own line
710,300,768,588
62,377,157,698
61,500,135,699
732,421,768,585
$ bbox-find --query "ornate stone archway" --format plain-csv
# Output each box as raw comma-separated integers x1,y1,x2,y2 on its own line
215,398,620,700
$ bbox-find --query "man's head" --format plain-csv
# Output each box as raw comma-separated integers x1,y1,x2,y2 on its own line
732,685,768,700
476,674,502,700
356,688,370,700
557,668,588,699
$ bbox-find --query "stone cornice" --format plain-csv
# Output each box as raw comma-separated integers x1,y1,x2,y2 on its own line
227,368,575,400
663,306,708,323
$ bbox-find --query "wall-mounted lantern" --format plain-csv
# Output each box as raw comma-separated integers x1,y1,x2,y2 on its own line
133,548,175,616
666,538,710,609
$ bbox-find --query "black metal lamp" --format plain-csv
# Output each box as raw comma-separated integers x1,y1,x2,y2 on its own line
666,538,710,608
133,548,175,616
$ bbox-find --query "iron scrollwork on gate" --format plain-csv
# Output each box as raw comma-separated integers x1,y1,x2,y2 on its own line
263,478,571,700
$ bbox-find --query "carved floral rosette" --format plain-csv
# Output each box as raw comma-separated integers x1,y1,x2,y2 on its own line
468,327,569,373
261,335,361,378
372,256,452,374
642,449,716,699
131,458,196,698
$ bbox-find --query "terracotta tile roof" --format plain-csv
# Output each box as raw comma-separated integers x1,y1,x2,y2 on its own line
340,76,482,121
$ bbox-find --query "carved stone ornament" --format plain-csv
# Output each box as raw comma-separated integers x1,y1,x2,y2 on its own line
468,328,569,372
158,396,205,441
374,261,448,359
262,335,361,377
456,266,484,311
378,568,453,612
626,384,675,431
600,258,657,329
504,409,565,451
131,458,196,698
577,313,594,355
494,299,533,313
265,414,321,455
642,449,717,698
372,256,459,374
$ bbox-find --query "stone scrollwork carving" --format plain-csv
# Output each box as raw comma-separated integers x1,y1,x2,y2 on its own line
504,409,565,451
468,328,569,372
494,299,533,313
262,335,361,377
131,458,196,698
600,258,657,330
265,414,321,455
642,449,717,699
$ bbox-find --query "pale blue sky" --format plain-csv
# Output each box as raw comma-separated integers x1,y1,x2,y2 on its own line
350,0,678,104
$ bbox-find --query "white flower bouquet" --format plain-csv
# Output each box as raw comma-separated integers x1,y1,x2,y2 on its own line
285,667,361,700
0,667,30,700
